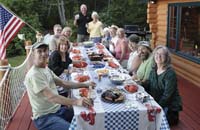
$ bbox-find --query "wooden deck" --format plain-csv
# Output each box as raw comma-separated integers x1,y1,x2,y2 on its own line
171,76,200,130
5,76,200,130
5,93,36,130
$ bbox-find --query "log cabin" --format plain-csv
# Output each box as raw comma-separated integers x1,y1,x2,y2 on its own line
147,0,200,87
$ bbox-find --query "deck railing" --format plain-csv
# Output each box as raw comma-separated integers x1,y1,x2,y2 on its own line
0,48,33,130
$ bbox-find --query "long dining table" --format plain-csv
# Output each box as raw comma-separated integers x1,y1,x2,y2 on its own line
67,43,170,130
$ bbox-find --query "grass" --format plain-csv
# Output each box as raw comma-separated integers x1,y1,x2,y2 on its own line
8,55,26,67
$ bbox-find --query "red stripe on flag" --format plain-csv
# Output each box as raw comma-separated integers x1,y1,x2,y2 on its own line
6,22,25,48
0,22,25,59
3,17,17,35
5,17,20,42
0,17,17,51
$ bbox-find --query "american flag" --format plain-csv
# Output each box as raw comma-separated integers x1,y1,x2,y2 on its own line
0,4,25,60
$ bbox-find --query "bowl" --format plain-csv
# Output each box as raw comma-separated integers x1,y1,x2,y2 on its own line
109,75,125,85
83,41,94,48
91,61,105,68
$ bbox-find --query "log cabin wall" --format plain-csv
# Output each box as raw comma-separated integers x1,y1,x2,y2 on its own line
147,0,200,87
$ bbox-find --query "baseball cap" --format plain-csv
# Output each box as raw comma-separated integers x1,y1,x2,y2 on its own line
138,41,152,51
32,42,48,49
128,34,139,43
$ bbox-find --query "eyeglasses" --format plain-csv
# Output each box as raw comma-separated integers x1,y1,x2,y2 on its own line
155,52,166,57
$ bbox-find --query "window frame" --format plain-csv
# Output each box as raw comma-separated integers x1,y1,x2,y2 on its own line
167,2,200,64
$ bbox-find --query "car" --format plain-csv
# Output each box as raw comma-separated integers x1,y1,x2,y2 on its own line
124,25,148,39
124,25,140,37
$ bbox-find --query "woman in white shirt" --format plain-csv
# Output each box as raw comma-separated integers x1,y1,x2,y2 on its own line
109,25,118,56
127,34,142,75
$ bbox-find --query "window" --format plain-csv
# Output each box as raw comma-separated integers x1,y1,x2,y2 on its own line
167,2,200,63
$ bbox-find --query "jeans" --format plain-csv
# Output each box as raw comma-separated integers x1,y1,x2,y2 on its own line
34,107,74,130
90,37,101,43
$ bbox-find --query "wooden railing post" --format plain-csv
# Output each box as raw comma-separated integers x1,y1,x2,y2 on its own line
25,40,32,57
0,59,8,81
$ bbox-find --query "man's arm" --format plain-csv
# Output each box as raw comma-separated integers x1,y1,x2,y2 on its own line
42,87,92,107
54,76,95,89
74,19,78,26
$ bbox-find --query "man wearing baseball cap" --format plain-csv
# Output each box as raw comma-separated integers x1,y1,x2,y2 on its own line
132,41,153,86
25,42,95,130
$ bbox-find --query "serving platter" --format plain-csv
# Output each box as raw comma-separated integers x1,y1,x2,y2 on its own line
101,88,125,103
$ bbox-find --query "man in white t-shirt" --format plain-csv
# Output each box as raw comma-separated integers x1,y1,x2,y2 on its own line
24,42,95,130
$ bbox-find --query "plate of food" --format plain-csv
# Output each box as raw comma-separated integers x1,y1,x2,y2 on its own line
73,61,88,68
95,68,109,76
108,61,119,68
71,48,81,54
88,53,104,61
71,55,83,61
73,88,88,99
74,74,90,83
101,88,125,103
73,88,96,100
124,84,138,93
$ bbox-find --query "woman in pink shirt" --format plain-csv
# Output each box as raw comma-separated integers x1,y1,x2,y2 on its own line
114,28,130,68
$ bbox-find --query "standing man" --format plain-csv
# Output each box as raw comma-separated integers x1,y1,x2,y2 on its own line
24,42,95,130
74,4,92,43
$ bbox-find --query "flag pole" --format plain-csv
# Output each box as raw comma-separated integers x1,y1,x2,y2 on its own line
0,3,39,33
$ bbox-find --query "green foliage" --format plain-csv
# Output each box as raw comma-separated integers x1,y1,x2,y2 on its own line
100,0,147,28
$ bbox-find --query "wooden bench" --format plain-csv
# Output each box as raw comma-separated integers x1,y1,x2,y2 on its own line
5,76,200,130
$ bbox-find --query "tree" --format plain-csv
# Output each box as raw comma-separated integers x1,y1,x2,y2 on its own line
100,0,147,28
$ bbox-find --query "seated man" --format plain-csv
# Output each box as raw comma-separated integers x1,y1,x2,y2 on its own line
24,42,95,130
132,41,153,86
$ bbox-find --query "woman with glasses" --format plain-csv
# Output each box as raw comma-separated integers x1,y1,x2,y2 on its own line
146,45,182,126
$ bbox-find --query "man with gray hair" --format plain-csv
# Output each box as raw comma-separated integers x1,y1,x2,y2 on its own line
74,4,92,43
48,24,62,52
